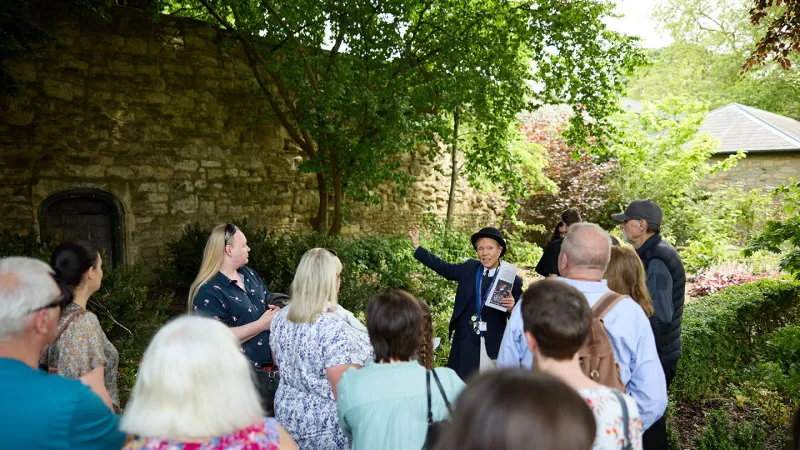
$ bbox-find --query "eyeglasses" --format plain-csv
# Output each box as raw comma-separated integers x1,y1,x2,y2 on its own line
324,248,338,256
224,223,238,244
31,295,66,313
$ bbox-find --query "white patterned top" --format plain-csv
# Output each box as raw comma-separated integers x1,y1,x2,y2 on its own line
578,387,644,450
270,305,373,450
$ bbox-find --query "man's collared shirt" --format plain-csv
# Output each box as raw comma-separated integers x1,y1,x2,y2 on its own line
496,277,668,430
193,266,272,367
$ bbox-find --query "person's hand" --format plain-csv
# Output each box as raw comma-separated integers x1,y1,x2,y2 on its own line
259,305,280,331
500,292,515,311
407,226,421,250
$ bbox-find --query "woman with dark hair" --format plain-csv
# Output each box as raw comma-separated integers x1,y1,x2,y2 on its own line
41,241,118,411
337,290,464,450
408,226,523,380
550,221,567,244
435,370,596,450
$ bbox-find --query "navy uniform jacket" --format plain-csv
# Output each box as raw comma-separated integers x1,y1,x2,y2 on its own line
414,246,523,380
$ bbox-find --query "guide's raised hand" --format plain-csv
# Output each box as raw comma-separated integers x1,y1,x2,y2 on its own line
407,226,420,250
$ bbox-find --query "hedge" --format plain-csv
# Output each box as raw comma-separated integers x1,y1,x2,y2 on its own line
673,277,800,401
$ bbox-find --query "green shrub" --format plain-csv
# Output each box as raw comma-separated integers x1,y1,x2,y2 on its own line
0,230,60,261
158,217,540,368
693,410,766,450
674,277,800,400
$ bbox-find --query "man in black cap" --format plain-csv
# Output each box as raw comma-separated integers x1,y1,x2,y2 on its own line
407,225,523,380
613,199,685,450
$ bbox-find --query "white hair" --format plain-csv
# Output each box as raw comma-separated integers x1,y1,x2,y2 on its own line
560,223,612,271
120,316,263,439
0,257,58,341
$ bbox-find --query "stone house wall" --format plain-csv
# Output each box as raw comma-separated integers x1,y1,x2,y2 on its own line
702,152,800,192
0,4,502,265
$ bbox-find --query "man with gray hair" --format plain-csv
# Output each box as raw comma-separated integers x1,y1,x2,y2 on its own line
497,223,667,433
0,257,126,450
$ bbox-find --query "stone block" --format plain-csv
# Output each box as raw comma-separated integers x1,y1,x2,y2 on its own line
152,202,169,215
173,180,194,192
106,166,135,179
4,96,34,126
136,65,160,76
84,165,106,178
148,193,169,203
125,37,149,56
42,80,73,101
172,194,198,214
144,126,172,141
175,159,199,172
137,182,158,193
207,169,224,180
143,93,168,104
224,168,239,177
194,180,208,189
199,200,215,214
152,167,173,180
108,60,136,73
6,61,36,83
200,160,221,168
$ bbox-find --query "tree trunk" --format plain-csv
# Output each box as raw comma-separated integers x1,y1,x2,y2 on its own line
446,107,460,229
311,172,329,233
329,151,344,236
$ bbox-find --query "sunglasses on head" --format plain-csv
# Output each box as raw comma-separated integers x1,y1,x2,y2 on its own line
224,223,238,244
324,248,337,256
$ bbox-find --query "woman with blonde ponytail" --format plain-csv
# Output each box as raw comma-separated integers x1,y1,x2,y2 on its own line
188,224,227,312
190,223,281,414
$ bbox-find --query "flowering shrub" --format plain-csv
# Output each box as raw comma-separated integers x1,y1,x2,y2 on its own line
517,116,616,245
688,267,781,298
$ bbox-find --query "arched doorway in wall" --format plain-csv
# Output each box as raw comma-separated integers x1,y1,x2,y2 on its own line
39,189,125,268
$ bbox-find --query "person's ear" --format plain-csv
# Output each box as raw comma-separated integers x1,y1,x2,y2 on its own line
558,251,567,274
525,331,538,353
32,309,56,337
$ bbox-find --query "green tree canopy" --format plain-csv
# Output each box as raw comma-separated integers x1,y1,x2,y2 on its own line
627,0,800,120
165,0,644,234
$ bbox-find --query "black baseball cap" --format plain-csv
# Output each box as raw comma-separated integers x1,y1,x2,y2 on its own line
611,199,662,225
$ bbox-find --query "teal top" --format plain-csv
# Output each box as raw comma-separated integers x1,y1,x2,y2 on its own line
0,357,126,450
336,361,465,450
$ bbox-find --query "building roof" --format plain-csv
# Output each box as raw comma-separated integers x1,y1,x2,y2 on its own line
699,103,800,154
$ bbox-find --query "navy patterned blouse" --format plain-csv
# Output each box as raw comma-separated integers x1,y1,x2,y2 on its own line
192,266,273,367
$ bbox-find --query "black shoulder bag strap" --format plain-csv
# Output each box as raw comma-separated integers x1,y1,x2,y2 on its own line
426,370,454,424
426,370,433,425
612,389,633,450
432,370,453,414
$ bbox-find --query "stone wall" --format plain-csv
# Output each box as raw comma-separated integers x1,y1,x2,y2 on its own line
0,4,502,265
702,152,800,192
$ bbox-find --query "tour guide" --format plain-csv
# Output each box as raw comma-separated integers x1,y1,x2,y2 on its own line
408,226,523,380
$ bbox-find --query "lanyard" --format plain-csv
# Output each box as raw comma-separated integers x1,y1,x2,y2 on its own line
475,264,499,323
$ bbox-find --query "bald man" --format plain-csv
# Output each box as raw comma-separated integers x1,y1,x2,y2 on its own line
496,223,667,432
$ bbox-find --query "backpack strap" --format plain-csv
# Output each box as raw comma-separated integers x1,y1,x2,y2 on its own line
41,308,86,360
592,291,626,319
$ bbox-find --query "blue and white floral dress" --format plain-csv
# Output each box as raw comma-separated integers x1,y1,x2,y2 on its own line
270,305,373,450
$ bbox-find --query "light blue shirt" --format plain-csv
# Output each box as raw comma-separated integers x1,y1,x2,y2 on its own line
496,277,668,430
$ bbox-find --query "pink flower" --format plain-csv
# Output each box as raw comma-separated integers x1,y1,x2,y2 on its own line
232,316,238,322
257,339,263,346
